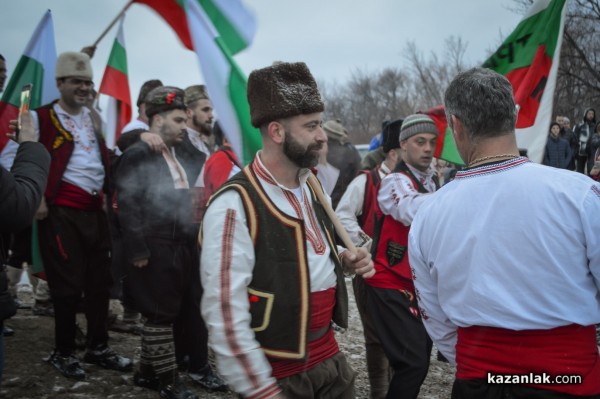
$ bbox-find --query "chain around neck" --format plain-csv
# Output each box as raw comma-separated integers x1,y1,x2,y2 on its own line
468,154,519,167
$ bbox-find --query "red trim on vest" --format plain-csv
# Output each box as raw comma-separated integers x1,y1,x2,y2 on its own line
270,288,339,379
191,187,206,224
366,171,418,292
456,324,600,396
53,181,104,211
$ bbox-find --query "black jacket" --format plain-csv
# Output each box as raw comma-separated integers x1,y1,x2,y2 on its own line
0,141,50,321
115,136,206,263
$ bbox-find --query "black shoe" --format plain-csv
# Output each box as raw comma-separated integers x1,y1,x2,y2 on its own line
84,345,133,372
188,365,227,392
47,351,86,380
3,326,14,337
134,371,160,391
159,380,199,399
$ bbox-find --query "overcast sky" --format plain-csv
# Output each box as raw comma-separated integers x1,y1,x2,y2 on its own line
1,1,524,110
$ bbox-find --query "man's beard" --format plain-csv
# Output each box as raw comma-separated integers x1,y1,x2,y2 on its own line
193,114,212,136
283,131,322,168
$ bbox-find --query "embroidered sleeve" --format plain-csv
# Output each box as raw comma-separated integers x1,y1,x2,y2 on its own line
201,190,281,398
378,172,433,226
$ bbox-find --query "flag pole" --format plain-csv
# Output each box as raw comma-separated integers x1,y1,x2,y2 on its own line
307,173,356,252
92,1,133,47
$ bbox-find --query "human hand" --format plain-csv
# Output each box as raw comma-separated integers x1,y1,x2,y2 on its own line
35,197,48,220
132,259,149,268
340,247,375,279
8,111,36,143
140,132,166,153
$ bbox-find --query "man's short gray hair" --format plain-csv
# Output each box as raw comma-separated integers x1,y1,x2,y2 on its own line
444,67,517,140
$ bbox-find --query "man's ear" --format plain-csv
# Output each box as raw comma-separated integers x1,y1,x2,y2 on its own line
450,115,465,142
267,121,285,145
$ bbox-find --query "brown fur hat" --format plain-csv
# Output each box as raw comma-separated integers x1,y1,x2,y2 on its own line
145,86,186,120
247,62,324,128
184,85,210,107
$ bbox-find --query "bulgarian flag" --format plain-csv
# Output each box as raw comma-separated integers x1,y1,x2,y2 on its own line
134,0,255,56
98,16,132,149
427,0,567,165
0,10,58,279
184,0,261,164
0,10,58,159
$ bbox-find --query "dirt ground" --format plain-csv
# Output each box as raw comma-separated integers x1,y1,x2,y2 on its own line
1,279,455,399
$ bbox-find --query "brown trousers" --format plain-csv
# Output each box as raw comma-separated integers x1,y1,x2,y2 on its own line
278,352,356,399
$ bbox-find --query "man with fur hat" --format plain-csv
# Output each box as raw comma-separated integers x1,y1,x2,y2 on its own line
366,113,439,399
184,84,215,156
116,86,212,399
121,79,163,135
31,51,132,380
334,119,403,398
200,61,375,399
322,119,361,209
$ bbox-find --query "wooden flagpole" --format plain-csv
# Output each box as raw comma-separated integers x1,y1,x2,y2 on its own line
92,1,134,48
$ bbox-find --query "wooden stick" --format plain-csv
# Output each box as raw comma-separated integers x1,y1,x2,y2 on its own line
307,173,356,252
92,1,134,47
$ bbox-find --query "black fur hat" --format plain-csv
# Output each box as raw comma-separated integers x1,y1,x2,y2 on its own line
382,118,404,153
247,62,324,128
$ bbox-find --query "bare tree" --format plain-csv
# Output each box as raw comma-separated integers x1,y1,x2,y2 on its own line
321,68,415,143
510,0,600,123
403,36,470,111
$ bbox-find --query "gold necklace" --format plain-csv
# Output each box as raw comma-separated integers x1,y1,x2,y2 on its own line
468,154,519,167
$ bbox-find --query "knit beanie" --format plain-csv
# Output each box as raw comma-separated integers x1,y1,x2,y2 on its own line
247,62,324,128
145,86,186,120
382,118,403,152
399,114,438,141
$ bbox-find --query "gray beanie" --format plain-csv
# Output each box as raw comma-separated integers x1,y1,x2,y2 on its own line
400,114,438,141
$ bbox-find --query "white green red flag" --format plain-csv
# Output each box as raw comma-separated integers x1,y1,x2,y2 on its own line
98,16,132,149
0,10,58,159
183,0,261,164
427,0,567,164
134,0,255,55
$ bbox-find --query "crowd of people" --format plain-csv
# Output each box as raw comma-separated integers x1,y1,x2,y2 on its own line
0,47,599,399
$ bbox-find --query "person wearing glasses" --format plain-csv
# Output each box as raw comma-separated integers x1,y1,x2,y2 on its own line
31,51,132,380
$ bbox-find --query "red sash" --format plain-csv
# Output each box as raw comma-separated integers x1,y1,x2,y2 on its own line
53,181,103,211
270,288,339,379
456,324,600,396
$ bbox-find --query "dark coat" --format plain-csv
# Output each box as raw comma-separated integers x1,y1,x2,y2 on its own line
115,135,206,263
0,142,50,322
326,139,362,209
543,135,572,169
